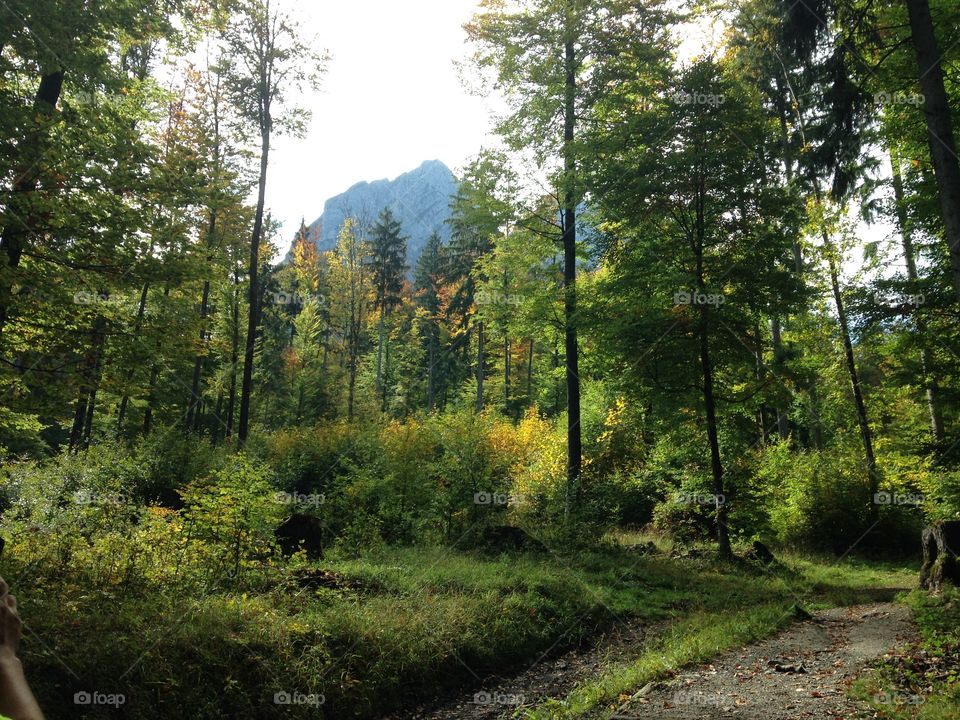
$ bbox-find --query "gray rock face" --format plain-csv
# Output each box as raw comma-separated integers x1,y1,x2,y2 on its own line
299,159,458,269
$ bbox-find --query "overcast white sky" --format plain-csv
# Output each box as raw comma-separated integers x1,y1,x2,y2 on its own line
267,0,497,255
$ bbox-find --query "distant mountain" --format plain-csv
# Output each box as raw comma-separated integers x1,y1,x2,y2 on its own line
294,160,458,270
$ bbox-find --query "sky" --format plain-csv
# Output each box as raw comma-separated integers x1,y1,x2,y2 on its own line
263,0,894,274
267,0,497,256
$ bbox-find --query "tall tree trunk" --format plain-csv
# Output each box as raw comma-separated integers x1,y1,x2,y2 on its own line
772,75,797,436
376,304,385,394
504,333,510,412
212,392,224,445
187,207,217,432
828,258,880,513
527,338,534,409
770,317,791,440
891,151,945,441
562,34,582,506
0,70,64,342
117,280,150,431
754,324,770,444
476,320,485,412
142,286,171,436
81,319,106,449
699,306,731,559
185,278,211,432
238,127,271,445
906,0,960,301
226,268,240,439
427,337,436,412
694,173,731,558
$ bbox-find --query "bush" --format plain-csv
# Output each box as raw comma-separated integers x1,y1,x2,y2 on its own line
179,453,285,586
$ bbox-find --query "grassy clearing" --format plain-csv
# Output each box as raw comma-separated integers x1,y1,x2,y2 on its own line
850,588,960,719
11,542,916,719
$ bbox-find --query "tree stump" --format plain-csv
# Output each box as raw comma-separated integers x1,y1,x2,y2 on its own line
919,520,960,591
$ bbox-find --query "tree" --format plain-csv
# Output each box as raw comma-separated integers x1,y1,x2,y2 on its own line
220,0,325,445
369,207,408,410
584,60,807,557
904,0,960,302
466,0,675,512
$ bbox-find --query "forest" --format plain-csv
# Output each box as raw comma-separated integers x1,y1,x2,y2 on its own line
1,0,960,718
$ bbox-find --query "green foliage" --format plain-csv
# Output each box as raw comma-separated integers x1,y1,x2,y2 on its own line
179,453,283,584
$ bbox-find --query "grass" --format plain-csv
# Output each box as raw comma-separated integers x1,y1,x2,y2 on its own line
9,540,918,719
849,587,960,719
520,548,917,719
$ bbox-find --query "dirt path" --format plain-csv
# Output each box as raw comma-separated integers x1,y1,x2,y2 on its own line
612,602,916,720
384,617,667,720
383,602,915,720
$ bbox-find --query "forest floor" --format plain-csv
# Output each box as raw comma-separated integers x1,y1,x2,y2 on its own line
387,602,916,720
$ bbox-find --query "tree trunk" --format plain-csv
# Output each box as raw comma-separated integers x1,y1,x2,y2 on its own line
376,304,385,394
238,127,271,445
563,34,582,506
142,286,170,436
226,268,240,439
906,0,960,301
699,306,731,559
427,337,436,412
828,257,880,514
185,278,211,432
117,280,150,431
770,317,791,440
755,323,770,444
503,333,511,412
891,152,945,441
0,70,64,342
527,338,534,409
476,320,485,412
